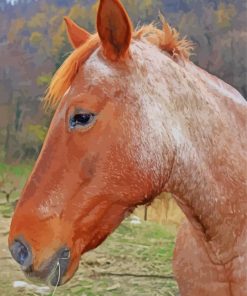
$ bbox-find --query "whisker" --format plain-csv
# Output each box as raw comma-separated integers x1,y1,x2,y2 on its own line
51,261,61,296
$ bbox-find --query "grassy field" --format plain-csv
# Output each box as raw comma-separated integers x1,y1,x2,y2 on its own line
0,162,32,203
0,162,30,218
0,215,179,296
0,163,179,295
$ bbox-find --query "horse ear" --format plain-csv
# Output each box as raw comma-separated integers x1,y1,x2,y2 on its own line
97,0,132,61
64,17,91,49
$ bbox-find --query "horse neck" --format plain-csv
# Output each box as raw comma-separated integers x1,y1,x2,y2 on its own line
161,61,247,264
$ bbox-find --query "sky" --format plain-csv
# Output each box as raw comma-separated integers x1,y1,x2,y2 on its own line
6,0,18,4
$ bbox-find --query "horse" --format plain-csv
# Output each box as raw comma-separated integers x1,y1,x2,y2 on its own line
8,0,247,295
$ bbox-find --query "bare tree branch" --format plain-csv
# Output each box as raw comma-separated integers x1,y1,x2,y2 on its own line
96,271,175,280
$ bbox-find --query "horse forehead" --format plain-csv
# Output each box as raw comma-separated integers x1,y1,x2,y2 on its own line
72,42,176,112
81,40,168,85
82,49,119,84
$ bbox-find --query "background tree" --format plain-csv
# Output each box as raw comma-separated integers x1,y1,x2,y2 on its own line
0,0,246,163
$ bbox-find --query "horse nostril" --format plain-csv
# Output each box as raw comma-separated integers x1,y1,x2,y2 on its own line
10,240,31,266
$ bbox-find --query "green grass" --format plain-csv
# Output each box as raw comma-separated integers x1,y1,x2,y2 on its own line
0,202,13,218
0,162,32,204
0,162,32,177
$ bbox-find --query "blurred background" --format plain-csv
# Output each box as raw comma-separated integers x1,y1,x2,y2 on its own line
0,0,246,295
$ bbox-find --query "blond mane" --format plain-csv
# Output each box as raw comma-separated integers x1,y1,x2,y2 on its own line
45,18,193,108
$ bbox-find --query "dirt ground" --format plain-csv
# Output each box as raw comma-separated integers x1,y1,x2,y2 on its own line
0,213,179,296
0,216,28,295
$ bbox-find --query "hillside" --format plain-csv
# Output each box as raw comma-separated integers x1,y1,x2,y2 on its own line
0,0,246,161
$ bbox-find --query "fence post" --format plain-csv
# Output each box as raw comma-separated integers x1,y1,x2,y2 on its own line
144,205,148,221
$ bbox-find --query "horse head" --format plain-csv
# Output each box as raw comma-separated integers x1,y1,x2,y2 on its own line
8,0,190,286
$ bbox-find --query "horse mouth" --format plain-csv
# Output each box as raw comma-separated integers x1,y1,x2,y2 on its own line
22,247,71,287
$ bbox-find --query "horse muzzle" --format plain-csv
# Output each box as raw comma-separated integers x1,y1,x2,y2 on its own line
9,238,71,286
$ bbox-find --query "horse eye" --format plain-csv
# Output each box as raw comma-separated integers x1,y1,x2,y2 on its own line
70,113,95,129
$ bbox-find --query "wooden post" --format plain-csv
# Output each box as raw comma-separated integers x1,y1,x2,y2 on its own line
144,205,148,221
